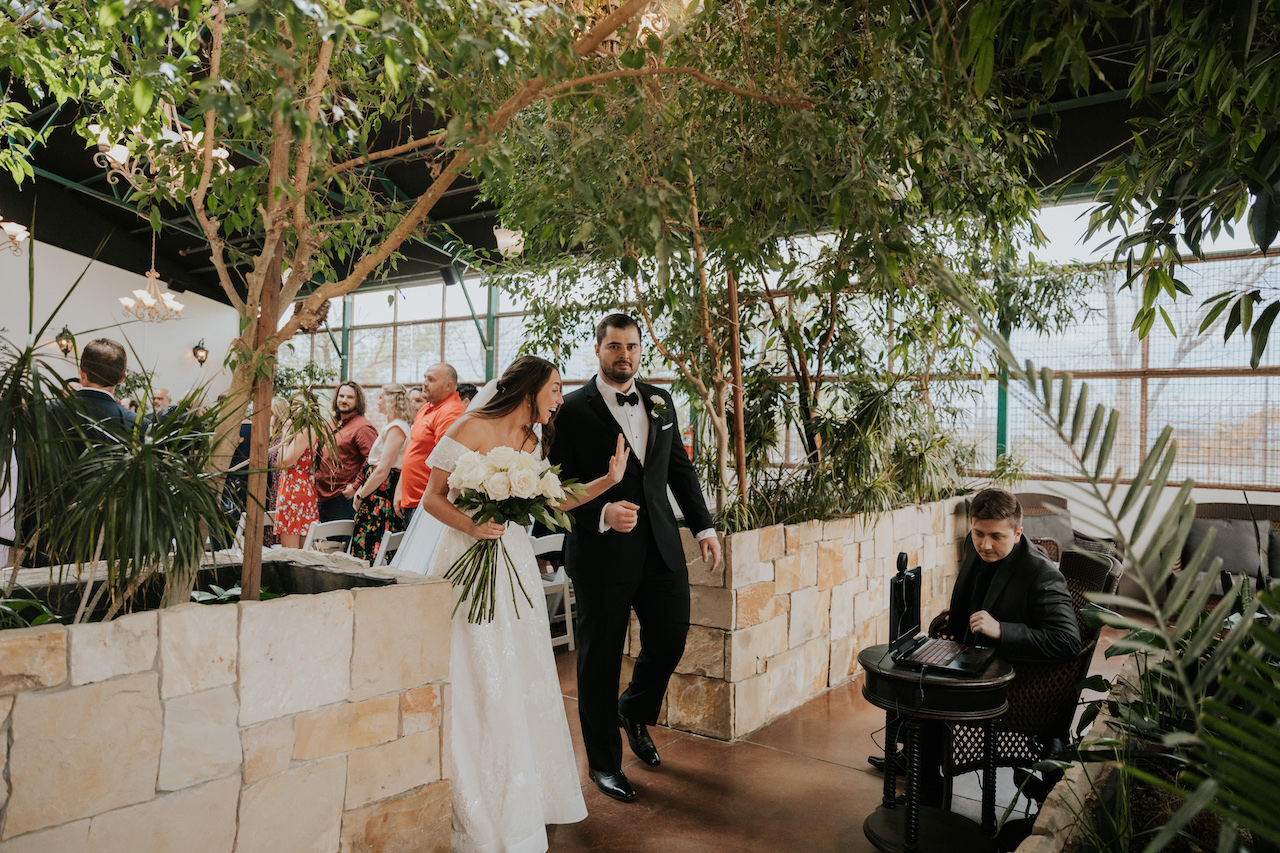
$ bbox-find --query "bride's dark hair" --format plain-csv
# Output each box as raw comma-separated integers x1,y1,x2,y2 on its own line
471,355,559,456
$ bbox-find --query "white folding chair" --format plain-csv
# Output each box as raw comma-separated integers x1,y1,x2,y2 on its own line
219,510,274,555
533,533,574,650
372,529,406,567
302,519,355,553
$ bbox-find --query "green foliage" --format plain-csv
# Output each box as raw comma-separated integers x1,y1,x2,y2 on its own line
936,261,1280,852
114,368,154,402
0,595,54,629
274,361,338,396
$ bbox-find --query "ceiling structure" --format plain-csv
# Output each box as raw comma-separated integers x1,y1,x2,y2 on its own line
0,23,1159,309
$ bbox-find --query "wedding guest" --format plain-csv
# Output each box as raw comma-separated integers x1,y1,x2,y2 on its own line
409,385,426,413
313,381,376,525
273,397,320,549
262,396,290,548
456,382,478,406
348,384,413,562
394,363,465,524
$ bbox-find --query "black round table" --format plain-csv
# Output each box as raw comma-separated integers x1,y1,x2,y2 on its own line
859,644,1015,853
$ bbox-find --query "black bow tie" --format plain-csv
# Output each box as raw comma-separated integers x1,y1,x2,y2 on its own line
616,391,640,407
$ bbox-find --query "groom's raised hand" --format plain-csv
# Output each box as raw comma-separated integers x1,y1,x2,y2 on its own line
603,500,640,533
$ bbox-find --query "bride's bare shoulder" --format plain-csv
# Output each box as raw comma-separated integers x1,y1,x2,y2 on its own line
445,414,495,448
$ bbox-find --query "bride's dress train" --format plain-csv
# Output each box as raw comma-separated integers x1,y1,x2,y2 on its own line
393,435,586,853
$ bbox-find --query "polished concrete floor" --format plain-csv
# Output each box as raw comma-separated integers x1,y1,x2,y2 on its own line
546,628,1129,852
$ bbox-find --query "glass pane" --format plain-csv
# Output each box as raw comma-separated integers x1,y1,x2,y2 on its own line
1150,376,1280,487
349,326,395,387
351,291,396,326
395,323,443,387
276,332,313,372
311,330,342,378
558,336,598,383
444,277,486,319
443,320,487,384
499,287,526,313
395,283,445,322
496,315,528,373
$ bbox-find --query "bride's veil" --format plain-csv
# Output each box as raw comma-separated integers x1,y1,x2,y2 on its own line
389,380,499,575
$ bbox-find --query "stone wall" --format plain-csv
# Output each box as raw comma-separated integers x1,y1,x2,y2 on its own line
629,497,970,740
0,557,454,853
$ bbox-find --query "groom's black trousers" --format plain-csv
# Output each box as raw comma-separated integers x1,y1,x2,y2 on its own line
571,516,690,774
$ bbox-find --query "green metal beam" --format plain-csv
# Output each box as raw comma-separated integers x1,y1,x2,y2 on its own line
31,166,208,242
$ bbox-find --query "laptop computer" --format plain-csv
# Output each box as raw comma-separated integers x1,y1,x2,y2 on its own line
887,552,996,675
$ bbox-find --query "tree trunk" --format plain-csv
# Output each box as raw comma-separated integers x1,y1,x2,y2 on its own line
727,270,748,507
241,249,283,600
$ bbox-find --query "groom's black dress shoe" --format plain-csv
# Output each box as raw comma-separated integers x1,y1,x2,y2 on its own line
868,753,908,774
619,713,661,767
589,768,637,803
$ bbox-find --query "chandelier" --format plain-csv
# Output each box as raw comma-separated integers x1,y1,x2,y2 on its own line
89,101,231,193
120,232,183,322
1,217,29,255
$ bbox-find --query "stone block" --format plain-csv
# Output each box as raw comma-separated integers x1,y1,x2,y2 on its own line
829,634,858,686
0,820,90,853
242,718,295,784
732,675,770,738
238,590,354,726
86,775,238,853
872,515,894,564
765,644,807,719
726,528,758,572
440,683,453,784
725,530,772,589
0,625,66,694
785,520,824,554
294,696,400,761
69,611,156,686
734,582,776,629
725,614,788,682
350,583,450,702
830,581,856,638
665,673,731,739
757,524,786,561
237,756,346,853
816,539,845,590
158,602,237,699
690,585,733,630
772,554,802,595
339,780,451,853
775,593,791,614
676,625,725,678
788,586,821,648
824,518,853,541
5,672,162,838
819,589,831,636
401,685,442,736
804,635,831,696
686,529,725,588
346,731,440,810
853,590,876,627
159,685,241,791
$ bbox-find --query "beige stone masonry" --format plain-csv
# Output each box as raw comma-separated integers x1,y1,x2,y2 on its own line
732,674,770,736
676,625,725,678
159,685,242,790
757,524,786,561
665,673,731,739
0,625,66,694
86,775,239,853
349,582,450,702
725,613,788,682
345,730,440,810
238,591,354,726
5,672,162,838
339,780,451,853
158,602,237,699
788,586,822,648
294,696,400,761
237,756,347,853
69,610,156,686
724,528,772,589
242,718,295,784
401,684,442,736
683,528,724,588
0,820,90,853
816,539,845,590
735,581,777,629
689,584,733,630
0,695,11,812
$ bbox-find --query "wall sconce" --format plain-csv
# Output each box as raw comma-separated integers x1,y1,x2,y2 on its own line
56,326,75,357
192,339,209,366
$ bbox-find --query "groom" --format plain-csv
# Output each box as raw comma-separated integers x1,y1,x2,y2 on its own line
549,313,721,803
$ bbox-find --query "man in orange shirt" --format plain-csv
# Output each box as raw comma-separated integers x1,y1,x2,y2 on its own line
394,362,466,524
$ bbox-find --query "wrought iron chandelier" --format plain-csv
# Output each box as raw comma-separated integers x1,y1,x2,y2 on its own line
120,231,183,322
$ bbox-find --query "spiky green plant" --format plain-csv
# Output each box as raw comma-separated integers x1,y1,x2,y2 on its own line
936,264,1280,851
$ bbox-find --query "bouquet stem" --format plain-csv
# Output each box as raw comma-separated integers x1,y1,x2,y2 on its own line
444,536,534,624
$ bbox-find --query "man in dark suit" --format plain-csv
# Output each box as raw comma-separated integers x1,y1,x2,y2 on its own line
875,487,1081,803
549,313,721,803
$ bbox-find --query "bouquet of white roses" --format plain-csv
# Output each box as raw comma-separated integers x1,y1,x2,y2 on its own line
445,446,583,624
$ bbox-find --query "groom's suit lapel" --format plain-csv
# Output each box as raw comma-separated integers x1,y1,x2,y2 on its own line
638,382,661,466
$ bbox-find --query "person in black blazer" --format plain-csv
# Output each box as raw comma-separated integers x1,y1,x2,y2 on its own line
549,314,721,803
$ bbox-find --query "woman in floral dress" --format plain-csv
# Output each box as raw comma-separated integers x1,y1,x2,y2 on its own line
273,399,319,548
349,384,412,562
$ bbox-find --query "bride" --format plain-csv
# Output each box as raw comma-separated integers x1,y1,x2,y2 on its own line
393,355,628,853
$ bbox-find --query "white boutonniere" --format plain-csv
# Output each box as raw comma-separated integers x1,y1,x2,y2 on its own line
649,395,670,419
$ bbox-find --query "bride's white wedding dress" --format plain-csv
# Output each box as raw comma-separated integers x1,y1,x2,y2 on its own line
393,435,586,853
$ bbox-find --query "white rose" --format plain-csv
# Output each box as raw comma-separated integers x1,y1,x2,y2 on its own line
449,452,488,491
539,471,567,502
487,446,520,470
511,451,543,475
509,467,541,499
483,471,512,501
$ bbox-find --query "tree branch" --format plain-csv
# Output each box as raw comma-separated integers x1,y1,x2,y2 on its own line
541,66,813,109
324,131,448,181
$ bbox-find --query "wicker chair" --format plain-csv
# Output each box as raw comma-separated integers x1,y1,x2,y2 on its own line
933,549,1123,806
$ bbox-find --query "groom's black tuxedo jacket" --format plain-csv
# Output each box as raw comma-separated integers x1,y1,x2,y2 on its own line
549,376,713,582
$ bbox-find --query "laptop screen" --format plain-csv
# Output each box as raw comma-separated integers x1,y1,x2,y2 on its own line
888,561,922,647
